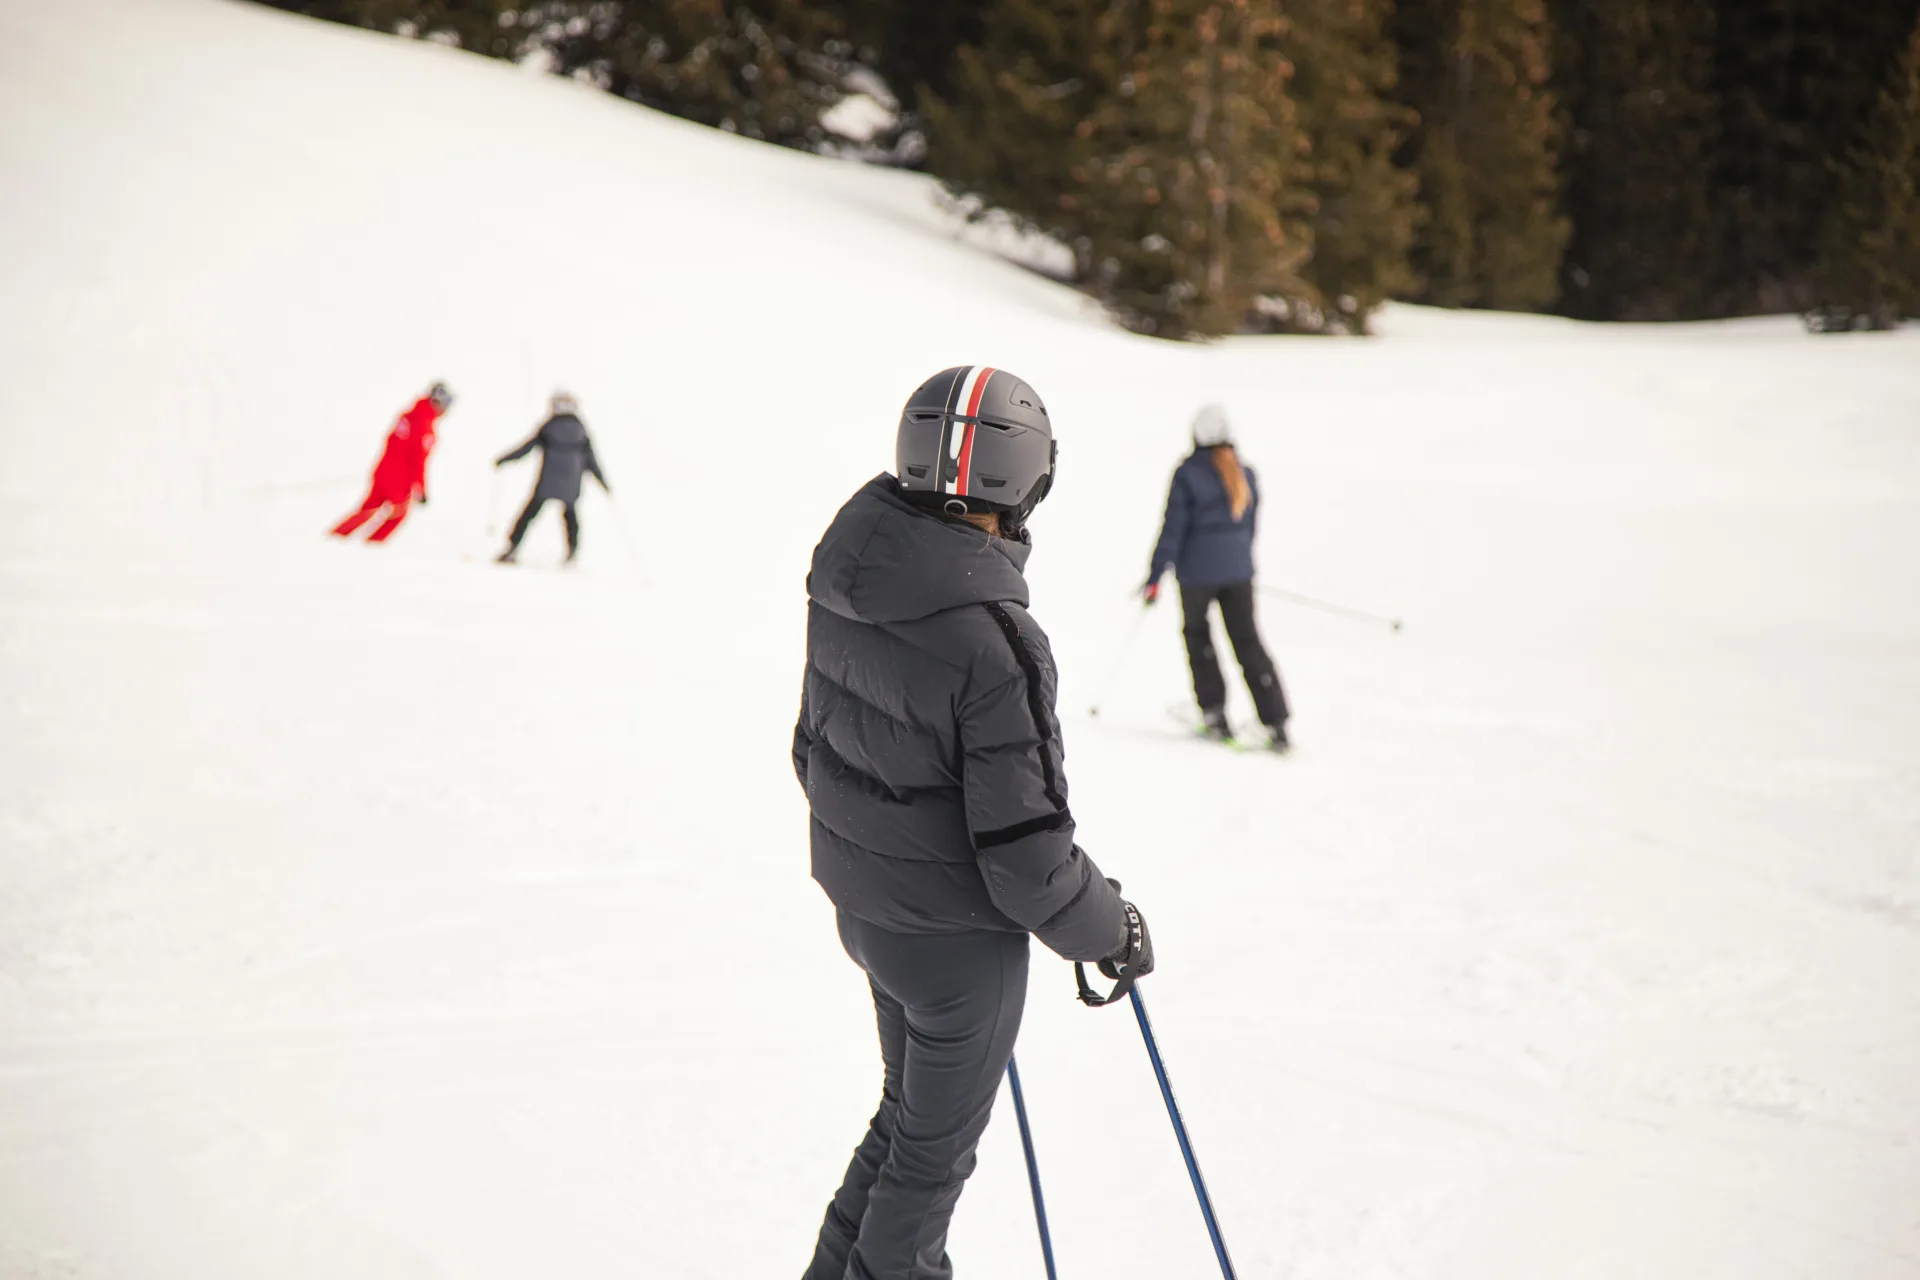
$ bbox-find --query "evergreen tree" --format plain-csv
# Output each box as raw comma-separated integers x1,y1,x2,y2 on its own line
252,0,377,24
839,0,992,109
1105,0,1315,334
1285,0,1420,331
1710,0,1920,314
1551,0,1716,320
253,0,520,57
919,0,1114,266
1394,0,1569,310
1811,14,1920,328
404,0,522,57
513,2,844,147
926,0,1313,338
826,0,994,163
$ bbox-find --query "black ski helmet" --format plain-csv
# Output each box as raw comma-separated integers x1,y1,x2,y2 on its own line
428,381,454,411
895,366,1056,532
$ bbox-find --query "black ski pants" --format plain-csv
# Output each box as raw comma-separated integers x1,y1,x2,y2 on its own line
507,494,579,553
1181,579,1289,727
805,910,1029,1280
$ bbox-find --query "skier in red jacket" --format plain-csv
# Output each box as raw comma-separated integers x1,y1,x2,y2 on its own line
331,383,453,542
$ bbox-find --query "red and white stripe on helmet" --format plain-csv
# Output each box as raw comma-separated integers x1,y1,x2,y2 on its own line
942,364,997,497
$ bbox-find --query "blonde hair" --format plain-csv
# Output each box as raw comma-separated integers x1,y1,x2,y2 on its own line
958,510,1003,538
1210,445,1252,521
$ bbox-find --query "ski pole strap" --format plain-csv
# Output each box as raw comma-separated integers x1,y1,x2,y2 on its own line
1077,899,1147,1007
1075,961,1136,1007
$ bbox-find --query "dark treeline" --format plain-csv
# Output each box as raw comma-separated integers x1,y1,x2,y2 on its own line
258,0,1919,337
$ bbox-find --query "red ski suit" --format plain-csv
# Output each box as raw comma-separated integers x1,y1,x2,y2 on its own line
332,398,441,542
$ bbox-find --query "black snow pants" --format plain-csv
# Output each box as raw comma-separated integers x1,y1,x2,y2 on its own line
805,910,1029,1280
507,494,579,553
1181,580,1289,728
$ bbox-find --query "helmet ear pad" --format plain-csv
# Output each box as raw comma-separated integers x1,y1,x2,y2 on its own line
961,420,1053,511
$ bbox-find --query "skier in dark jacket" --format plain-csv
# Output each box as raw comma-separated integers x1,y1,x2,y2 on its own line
796,366,1155,1280
1145,404,1291,750
493,392,608,564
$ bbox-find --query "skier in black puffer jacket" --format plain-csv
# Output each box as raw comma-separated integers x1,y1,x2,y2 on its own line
796,366,1154,1280
493,392,608,563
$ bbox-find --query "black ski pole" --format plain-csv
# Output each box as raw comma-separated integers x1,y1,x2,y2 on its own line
1130,986,1238,1280
606,494,652,588
484,468,507,536
1006,1056,1059,1280
1086,603,1153,717
1257,583,1402,632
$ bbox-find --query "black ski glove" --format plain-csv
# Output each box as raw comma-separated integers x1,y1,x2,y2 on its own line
1099,899,1154,981
1077,880,1153,1007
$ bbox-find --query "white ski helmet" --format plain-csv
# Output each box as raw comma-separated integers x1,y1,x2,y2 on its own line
1192,404,1233,448
550,390,579,416
896,365,1056,533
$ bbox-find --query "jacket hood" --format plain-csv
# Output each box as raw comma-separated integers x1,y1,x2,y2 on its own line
808,475,1031,624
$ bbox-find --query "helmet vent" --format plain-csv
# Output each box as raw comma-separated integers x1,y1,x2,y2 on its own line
905,465,929,479
979,477,1007,489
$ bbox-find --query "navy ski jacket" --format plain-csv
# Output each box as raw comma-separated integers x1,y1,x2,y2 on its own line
496,413,606,504
793,475,1127,962
1147,448,1260,590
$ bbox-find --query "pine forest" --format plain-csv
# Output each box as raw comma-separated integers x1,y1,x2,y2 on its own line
255,0,1920,337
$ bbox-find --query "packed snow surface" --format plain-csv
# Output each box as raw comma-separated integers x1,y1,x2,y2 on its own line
3,1,1919,1276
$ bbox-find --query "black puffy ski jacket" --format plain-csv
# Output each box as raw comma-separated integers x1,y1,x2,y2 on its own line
496,413,606,504
793,475,1126,962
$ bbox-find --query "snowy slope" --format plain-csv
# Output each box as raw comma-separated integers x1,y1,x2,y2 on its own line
3,1,1919,1277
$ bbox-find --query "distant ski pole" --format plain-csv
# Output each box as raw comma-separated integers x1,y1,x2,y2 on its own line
1006,1057,1059,1280
484,468,507,535
1130,986,1238,1279
1257,583,1402,633
606,496,651,587
1086,603,1153,717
